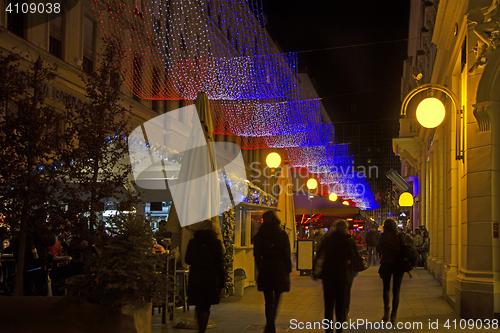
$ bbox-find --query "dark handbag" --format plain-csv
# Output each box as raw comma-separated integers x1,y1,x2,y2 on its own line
353,254,369,272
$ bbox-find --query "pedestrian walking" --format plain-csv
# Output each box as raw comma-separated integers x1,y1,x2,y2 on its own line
313,228,325,252
365,227,380,265
314,219,357,333
185,225,226,333
253,210,291,333
376,218,405,324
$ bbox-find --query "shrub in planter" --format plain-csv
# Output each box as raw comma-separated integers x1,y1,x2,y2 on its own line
77,213,171,308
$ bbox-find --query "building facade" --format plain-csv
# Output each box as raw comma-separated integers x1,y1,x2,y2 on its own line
394,0,499,319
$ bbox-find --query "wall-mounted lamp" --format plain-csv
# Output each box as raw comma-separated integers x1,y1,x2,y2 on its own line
401,83,464,160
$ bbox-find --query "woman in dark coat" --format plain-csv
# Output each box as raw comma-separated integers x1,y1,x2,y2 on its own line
376,218,404,324
253,210,291,333
315,219,357,333
185,227,226,333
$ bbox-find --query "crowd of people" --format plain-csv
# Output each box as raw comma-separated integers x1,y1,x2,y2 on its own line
2,213,433,333
0,218,179,297
249,213,432,333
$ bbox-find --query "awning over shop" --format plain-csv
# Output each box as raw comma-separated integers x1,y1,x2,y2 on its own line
293,193,360,216
134,185,173,203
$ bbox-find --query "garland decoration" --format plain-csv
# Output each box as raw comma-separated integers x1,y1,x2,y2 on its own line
222,208,235,295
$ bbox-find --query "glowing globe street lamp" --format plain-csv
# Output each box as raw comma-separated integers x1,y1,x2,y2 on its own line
265,152,281,195
306,178,318,232
266,152,281,169
400,83,464,160
398,192,414,232
416,97,446,128
329,193,338,202
398,192,414,207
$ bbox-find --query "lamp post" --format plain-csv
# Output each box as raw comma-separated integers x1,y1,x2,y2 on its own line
306,178,318,233
401,83,464,160
265,152,281,196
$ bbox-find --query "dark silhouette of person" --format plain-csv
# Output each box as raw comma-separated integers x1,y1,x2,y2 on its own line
154,220,172,250
315,219,357,333
12,226,55,296
366,227,380,265
376,218,405,324
253,210,291,333
185,226,225,333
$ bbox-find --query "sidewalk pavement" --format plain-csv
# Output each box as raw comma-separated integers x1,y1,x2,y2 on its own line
152,266,495,332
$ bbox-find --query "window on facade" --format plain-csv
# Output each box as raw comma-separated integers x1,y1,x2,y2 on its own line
110,67,120,90
461,38,467,72
180,34,187,51
134,0,143,17
7,9,25,38
152,67,160,98
367,159,372,164
154,17,161,34
152,68,161,112
133,56,142,101
83,16,95,74
49,14,63,59
152,100,161,113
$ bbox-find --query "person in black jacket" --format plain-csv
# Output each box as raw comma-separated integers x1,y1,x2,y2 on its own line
365,228,380,266
185,226,226,333
253,210,291,333
315,219,357,333
376,218,404,324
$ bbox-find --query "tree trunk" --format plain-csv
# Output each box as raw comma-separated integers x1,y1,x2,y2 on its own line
13,209,27,296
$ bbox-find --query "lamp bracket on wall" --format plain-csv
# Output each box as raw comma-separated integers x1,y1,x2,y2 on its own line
401,84,465,162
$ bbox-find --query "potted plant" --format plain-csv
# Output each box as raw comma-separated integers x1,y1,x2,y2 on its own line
63,213,172,333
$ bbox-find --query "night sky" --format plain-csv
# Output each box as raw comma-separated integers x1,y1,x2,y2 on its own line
262,0,411,125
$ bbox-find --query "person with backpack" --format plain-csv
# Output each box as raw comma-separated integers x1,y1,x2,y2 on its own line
376,218,405,324
253,211,291,333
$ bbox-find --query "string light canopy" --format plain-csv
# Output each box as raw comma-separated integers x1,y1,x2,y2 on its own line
324,172,380,210
91,0,381,210
285,144,350,168
92,0,301,100
211,99,322,137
